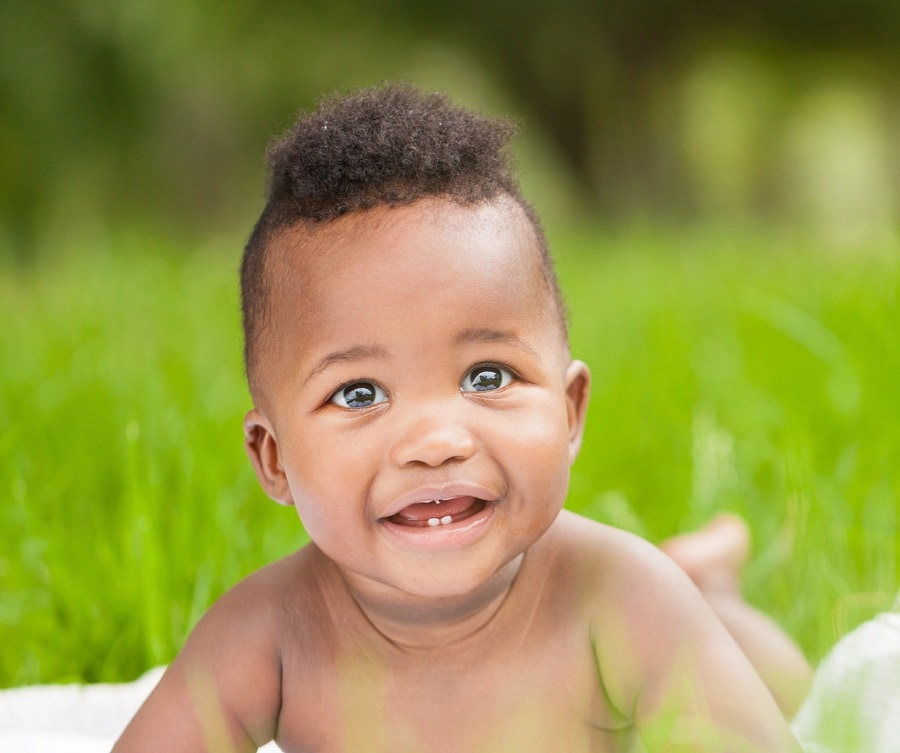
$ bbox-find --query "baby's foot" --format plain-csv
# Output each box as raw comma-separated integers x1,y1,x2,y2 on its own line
660,513,750,596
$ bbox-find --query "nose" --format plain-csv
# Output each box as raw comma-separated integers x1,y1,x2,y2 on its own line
389,404,476,468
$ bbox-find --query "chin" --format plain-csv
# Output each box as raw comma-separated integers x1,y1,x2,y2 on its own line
394,550,523,603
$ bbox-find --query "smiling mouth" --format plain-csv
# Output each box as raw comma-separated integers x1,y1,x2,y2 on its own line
385,496,488,528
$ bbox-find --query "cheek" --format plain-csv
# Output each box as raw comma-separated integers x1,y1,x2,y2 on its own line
280,437,356,532
280,420,385,530
495,399,573,483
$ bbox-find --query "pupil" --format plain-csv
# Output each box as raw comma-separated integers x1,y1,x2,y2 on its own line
471,368,501,391
344,383,375,407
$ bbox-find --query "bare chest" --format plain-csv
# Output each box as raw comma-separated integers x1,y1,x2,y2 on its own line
273,622,633,753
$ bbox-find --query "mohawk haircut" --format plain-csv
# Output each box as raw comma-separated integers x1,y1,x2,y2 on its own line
240,84,566,390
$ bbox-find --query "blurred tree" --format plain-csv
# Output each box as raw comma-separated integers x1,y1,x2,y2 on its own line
1,0,897,255
402,0,900,220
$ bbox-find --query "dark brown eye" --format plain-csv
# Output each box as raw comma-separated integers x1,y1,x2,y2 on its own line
330,381,387,408
462,365,512,392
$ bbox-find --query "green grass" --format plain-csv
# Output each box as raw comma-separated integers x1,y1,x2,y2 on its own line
1,228,898,687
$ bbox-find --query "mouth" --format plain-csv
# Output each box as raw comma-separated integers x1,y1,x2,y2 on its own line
379,484,499,550
385,496,488,528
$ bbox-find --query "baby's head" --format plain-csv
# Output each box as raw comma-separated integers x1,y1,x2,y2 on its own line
240,84,567,400
239,85,589,599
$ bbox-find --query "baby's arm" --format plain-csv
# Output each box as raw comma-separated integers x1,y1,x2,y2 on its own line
112,572,283,753
594,539,803,753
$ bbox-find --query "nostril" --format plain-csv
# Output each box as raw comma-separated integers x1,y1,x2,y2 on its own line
390,421,476,468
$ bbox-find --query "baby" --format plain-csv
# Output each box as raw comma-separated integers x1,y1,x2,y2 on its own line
113,85,800,752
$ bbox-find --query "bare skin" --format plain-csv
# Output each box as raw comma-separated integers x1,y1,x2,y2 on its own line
661,515,814,719
113,198,801,753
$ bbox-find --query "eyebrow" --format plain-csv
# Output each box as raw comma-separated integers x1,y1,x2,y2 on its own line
304,344,388,385
454,327,539,357
303,329,537,385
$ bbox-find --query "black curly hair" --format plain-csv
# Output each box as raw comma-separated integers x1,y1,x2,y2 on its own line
240,84,566,389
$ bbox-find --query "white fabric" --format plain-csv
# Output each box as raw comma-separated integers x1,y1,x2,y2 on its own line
0,667,281,752
791,601,900,753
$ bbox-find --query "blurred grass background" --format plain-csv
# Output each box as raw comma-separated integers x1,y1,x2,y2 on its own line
1,0,898,688
2,230,897,686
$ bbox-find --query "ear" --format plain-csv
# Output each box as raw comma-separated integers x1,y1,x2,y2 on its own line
564,360,591,464
243,409,294,506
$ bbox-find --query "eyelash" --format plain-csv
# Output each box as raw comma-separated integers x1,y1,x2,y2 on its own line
327,362,517,410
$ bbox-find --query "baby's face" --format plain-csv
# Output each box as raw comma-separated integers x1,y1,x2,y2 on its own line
245,197,589,602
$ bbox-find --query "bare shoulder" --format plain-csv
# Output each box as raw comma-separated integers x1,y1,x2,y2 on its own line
549,509,692,602
549,512,801,752
547,511,726,693
202,543,322,628
113,545,322,752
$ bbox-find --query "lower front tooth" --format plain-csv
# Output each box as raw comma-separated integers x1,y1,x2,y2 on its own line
428,518,440,526
440,515,453,525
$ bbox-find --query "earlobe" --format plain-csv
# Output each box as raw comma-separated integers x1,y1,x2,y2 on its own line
564,360,591,463
243,410,294,506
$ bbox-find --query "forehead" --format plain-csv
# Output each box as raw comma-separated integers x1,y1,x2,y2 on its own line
269,196,545,311
257,198,563,391
273,196,535,276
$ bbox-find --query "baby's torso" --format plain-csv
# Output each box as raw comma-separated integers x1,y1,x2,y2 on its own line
276,639,632,753
269,519,635,753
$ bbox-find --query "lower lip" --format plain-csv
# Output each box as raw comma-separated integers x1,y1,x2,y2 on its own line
380,501,496,551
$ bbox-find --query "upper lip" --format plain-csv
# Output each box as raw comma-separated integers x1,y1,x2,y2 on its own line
379,481,500,520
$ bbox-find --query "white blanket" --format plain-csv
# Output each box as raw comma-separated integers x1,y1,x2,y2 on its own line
0,667,281,752
791,606,900,753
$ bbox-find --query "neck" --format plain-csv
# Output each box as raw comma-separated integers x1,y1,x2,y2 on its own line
321,550,526,650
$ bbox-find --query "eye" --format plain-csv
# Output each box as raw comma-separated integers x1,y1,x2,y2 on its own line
330,381,387,409
461,364,514,393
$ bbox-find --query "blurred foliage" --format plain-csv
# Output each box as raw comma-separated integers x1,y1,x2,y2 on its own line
1,0,899,255
2,229,898,684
